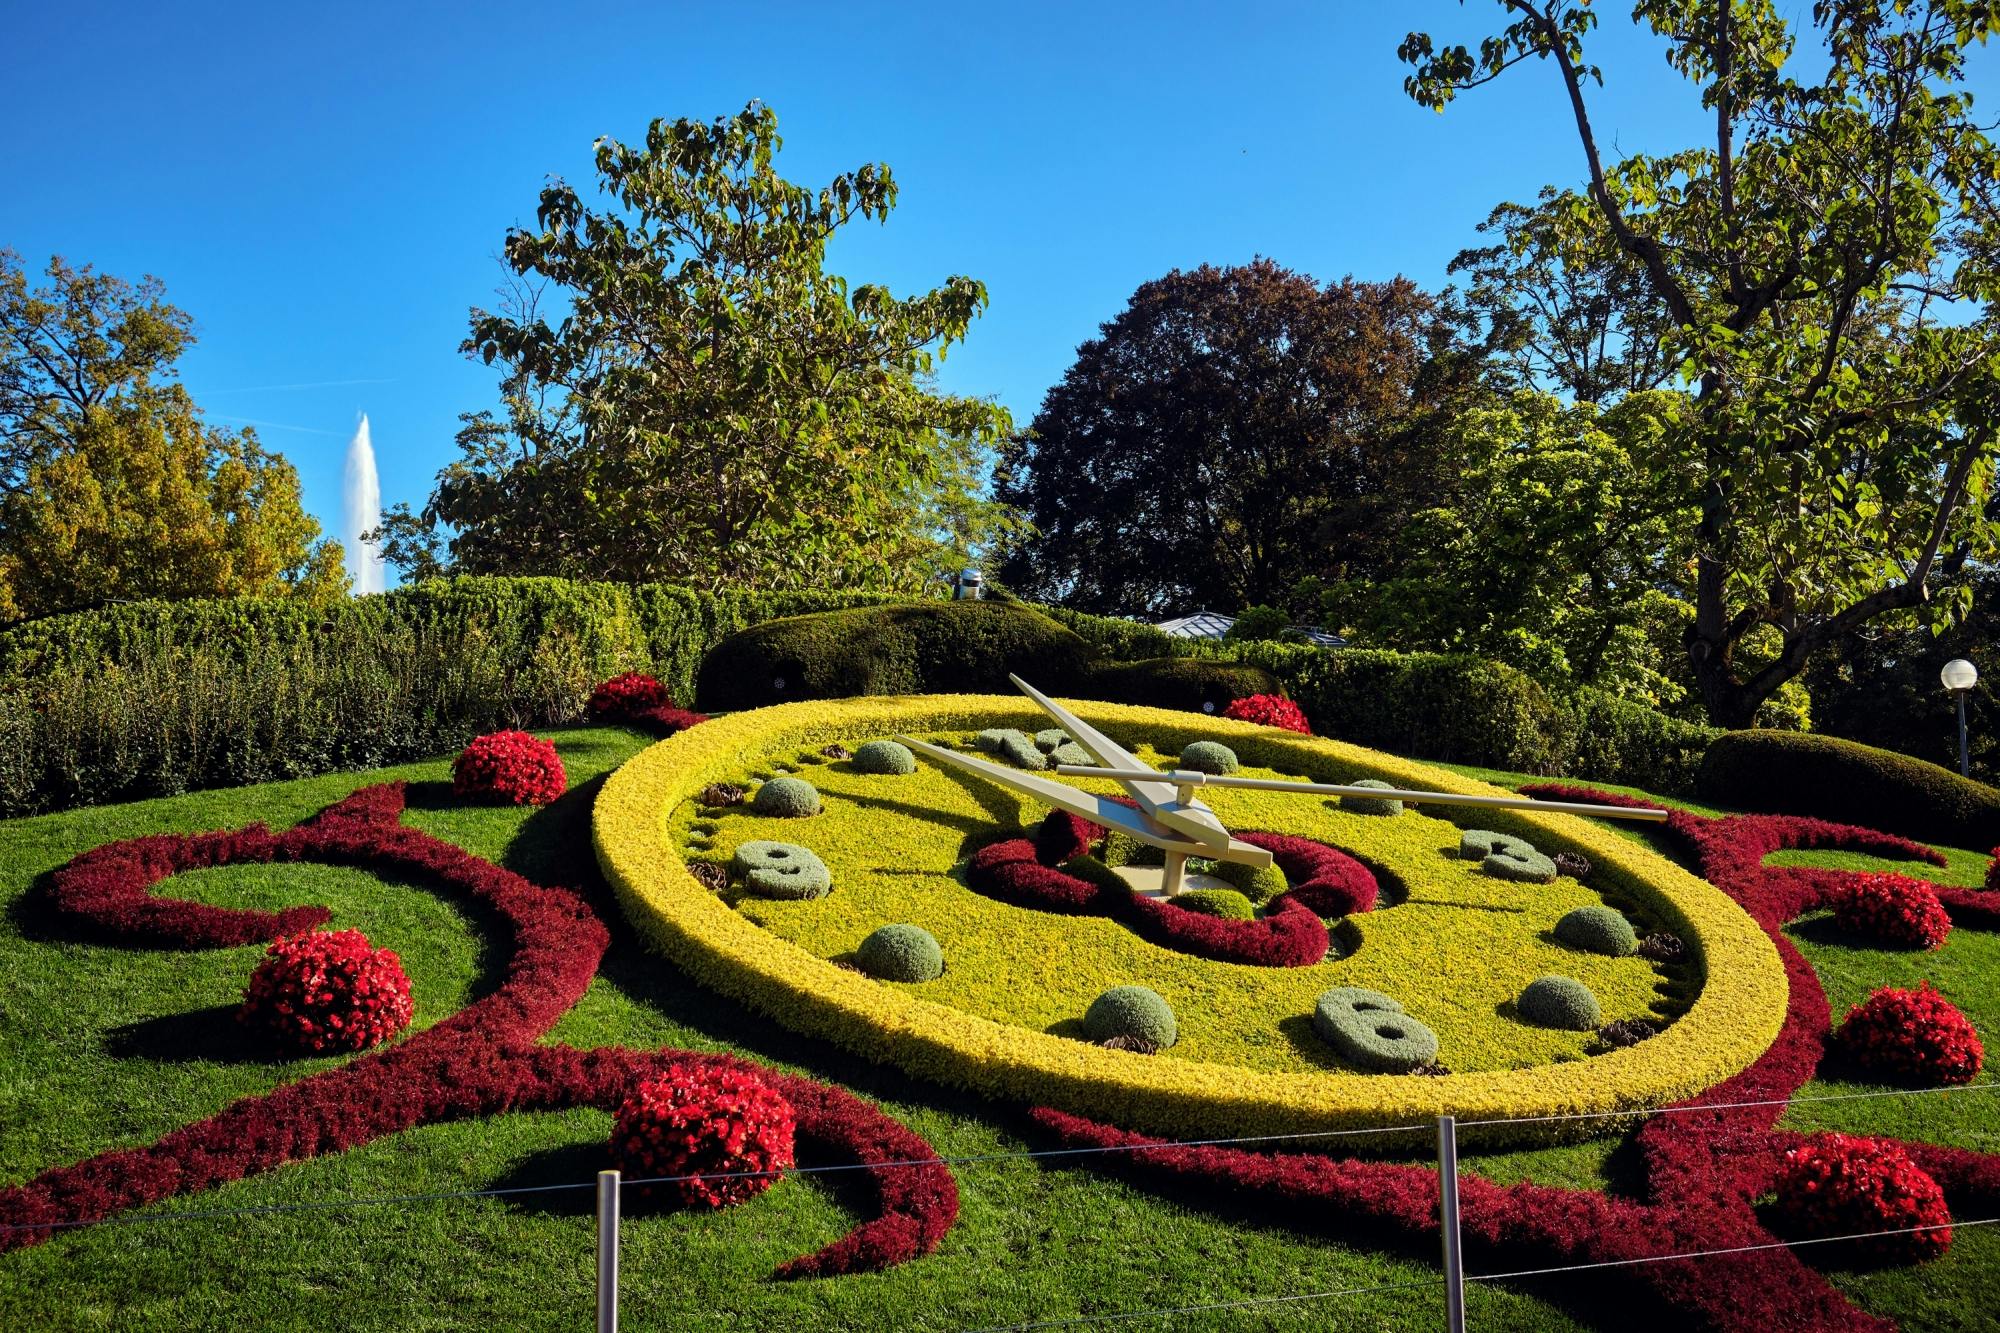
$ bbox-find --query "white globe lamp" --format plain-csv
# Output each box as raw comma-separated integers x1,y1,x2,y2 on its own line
1942,659,1978,777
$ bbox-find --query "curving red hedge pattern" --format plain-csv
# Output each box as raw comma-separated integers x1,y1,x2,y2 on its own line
1023,785,2000,1331
964,836,1348,967
0,782,956,1279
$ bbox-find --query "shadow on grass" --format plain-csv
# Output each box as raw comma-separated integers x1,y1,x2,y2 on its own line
102,1004,272,1065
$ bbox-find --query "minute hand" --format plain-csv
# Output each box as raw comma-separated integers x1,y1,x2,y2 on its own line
1007,674,1232,853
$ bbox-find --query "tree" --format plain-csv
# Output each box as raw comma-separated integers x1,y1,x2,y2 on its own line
0,389,346,620
1402,1,2000,727
0,249,195,495
996,260,1486,614
1327,389,1698,705
1449,189,1677,402
375,104,1017,593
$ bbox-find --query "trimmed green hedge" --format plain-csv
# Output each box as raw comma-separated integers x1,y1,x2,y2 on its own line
0,577,894,816
1084,657,1280,716
694,602,1097,712
1696,729,2000,849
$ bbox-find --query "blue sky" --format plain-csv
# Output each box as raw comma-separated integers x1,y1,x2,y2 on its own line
10,1,1976,577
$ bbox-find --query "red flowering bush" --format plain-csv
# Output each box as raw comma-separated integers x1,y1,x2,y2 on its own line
239,928,414,1055
452,730,567,805
1221,693,1310,734
612,1061,797,1209
1986,846,2000,891
1835,983,1984,1086
1771,1134,1952,1263
588,672,669,721
1831,873,1952,950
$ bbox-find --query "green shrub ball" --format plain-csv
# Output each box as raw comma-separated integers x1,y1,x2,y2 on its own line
1179,741,1239,776
1517,975,1603,1030
1083,985,1178,1049
1340,778,1404,817
852,740,916,775
1173,887,1256,920
1212,859,1288,904
856,923,944,982
731,841,832,900
750,776,821,817
1553,905,1638,957
1311,986,1440,1073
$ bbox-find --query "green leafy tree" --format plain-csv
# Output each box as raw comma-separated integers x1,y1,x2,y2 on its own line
1402,0,2000,727
376,104,1016,593
0,249,195,494
997,260,1487,614
0,389,346,620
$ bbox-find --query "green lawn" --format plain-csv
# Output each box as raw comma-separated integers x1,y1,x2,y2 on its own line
0,733,1992,1330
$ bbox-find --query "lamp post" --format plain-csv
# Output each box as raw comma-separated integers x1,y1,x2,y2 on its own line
1942,658,1978,777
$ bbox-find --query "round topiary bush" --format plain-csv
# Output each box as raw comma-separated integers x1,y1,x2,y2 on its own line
1083,985,1178,1050
1831,874,1951,950
1834,982,1984,1086
610,1061,797,1209
1171,887,1256,920
1553,905,1638,957
1179,741,1239,776
1771,1133,1952,1263
856,923,944,982
851,740,916,775
1517,975,1602,1030
1221,693,1310,734
588,672,669,722
750,776,822,818
1340,778,1404,817
452,730,567,806
1311,987,1440,1073
1211,858,1289,904
732,841,832,899
239,928,414,1055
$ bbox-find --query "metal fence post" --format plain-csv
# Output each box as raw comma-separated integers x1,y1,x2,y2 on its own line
1438,1115,1466,1333
596,1169,620,1333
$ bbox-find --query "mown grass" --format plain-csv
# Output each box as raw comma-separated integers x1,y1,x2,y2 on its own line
0,733,1991,1330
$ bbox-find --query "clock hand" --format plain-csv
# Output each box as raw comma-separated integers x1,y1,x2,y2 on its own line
1007,674,1234,854
896,736,1273,868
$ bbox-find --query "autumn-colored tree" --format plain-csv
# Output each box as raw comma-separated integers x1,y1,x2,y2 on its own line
1402,0,2000,727
0,251,344,620
0,390,346,619
996,260,1486,614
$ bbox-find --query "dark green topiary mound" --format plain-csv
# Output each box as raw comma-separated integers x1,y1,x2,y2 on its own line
1210,858,1288,904
732,841,833,899
1340,778,1404,817
750,776,821,817
856,923,944,982
1082,985,1178,1049
1553,905,1638,957
1517,975,1602,1030
694,601,1095,711
1179,741,1239,775
1171,887,1256,920
1460,830,1557,883
1310,986,1440,1073
1081,657,1281,716
851,740,916,775
1697,729,2000,849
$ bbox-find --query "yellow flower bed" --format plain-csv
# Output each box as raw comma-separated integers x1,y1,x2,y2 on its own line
595,696,1787,1145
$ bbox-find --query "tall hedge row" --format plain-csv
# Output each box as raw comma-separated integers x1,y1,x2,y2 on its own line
1697,729,2000,849
0,577,896,815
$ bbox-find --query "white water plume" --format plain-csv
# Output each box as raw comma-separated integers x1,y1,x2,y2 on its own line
342,414,385,595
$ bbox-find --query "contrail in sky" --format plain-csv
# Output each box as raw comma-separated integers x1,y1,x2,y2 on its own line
201,378,399,395
342,414,385,596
